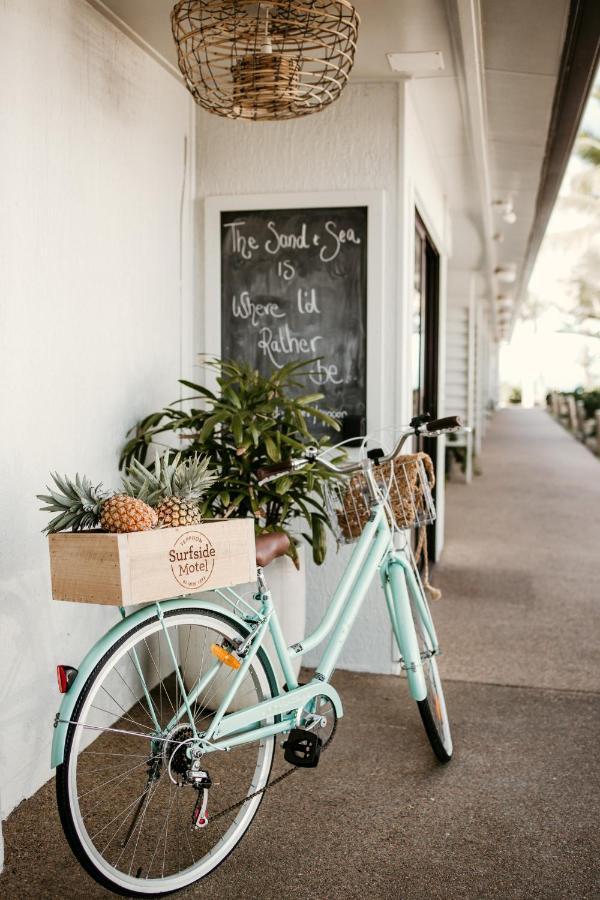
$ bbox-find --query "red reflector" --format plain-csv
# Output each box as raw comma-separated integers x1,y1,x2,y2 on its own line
57,665,77,693
57,665,69,693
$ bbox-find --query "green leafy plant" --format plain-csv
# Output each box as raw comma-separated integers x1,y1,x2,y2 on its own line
508,386,522,405
574,387,600,420
120,359,344,566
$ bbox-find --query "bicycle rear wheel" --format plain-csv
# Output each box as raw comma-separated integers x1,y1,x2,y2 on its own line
56,607,276,897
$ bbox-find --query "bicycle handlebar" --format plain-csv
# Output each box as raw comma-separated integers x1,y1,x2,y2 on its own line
256,414,465,483
255,461,294,483
424,415,463,433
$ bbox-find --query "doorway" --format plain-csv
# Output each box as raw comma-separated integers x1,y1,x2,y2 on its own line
412,212,440,559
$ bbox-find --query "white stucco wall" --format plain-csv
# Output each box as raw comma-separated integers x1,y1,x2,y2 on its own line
0,0,193,859
196,80,450,673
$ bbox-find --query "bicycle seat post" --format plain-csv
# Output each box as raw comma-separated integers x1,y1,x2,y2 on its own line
256,566,268,596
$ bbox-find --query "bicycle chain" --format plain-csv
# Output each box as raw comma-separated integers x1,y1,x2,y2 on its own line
208,718,337,824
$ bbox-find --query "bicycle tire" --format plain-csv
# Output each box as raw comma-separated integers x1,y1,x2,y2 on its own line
410,595,453,763
56,607,278,897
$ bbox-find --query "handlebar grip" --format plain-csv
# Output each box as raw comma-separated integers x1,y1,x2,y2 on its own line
424,415,463,432
256,462,293,482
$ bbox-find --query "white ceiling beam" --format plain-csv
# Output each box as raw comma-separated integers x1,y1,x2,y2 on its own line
446,0,498,337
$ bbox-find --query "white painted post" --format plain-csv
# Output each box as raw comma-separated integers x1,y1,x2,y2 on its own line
575,400,587,441
465,429,474,483
565,395,578,433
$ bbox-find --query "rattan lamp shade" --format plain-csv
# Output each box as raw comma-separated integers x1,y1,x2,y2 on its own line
171,1,360,121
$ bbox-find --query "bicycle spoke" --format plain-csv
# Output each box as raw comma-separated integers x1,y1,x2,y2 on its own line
78,756,154,803
113,662,158,728
90,702,155,734
62,610,275,892
91,785,154,843
127,776,161,877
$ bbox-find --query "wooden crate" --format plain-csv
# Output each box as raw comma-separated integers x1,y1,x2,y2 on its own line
48,519,256,606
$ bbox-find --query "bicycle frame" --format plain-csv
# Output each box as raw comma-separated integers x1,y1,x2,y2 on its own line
156,503,440,756
51,501,441,767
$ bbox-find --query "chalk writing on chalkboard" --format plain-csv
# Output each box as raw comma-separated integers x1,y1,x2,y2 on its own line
221,207,367,440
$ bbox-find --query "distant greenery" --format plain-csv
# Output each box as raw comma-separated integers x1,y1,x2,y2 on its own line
508,387,522,405
570,85,600,340
576,87,600,167
550,387,600,420
575,387,600,419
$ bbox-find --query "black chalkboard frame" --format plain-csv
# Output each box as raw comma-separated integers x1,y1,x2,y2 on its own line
203,191,386,444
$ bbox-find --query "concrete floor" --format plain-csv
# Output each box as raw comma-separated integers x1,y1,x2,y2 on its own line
1,408,599,899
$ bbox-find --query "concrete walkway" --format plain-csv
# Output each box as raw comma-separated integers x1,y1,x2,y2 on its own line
435,407,600,693
1,408,599,899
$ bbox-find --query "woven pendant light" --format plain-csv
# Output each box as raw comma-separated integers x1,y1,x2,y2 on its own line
171,1,360,121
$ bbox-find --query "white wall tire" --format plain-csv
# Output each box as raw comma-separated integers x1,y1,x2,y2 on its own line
56,608,277,896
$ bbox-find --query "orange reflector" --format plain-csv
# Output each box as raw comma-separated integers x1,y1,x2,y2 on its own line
433,694,442,721
211,643,241,670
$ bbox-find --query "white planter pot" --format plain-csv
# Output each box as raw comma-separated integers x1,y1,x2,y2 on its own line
181,544,306,712
260,545,306,683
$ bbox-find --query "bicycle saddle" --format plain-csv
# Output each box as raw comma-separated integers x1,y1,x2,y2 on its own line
255,532,290,568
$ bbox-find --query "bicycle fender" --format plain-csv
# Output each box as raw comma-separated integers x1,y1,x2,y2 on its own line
385,561,427,702
51,598,270,769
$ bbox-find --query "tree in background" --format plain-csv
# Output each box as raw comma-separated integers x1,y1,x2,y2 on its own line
523,85,600,345
576,87,600,167
561,86,600,341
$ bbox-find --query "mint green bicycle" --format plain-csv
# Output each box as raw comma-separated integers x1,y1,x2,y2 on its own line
53,414,461,896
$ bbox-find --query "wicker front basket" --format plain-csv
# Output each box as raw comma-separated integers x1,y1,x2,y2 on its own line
327,452,436,542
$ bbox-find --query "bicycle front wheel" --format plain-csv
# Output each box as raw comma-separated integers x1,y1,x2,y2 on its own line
56,607,277,897
410,588,453,762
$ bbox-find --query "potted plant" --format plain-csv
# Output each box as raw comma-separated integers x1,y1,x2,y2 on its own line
508,386,522,405
120,358,342,679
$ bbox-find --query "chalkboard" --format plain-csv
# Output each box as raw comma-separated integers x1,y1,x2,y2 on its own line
220,206,367,440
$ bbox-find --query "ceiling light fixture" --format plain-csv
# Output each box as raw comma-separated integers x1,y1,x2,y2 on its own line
492,198,517,224
495,264,517,284
171,1,360,121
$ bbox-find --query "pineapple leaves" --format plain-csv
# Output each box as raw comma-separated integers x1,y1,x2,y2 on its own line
36,472,106,533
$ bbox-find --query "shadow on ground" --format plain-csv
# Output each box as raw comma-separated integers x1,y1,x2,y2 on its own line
1,669,598,900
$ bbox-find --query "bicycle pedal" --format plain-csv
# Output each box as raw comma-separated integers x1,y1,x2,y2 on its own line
282,728,322,768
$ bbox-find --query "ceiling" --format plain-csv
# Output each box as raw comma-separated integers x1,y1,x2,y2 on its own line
481,0,570,331
94,0,459,79
94,0,571,339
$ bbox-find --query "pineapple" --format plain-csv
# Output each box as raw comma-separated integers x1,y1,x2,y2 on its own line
155,496,201,528
122,452,216,528
38,473,157,534
99,495,158,533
